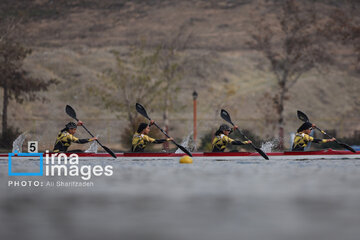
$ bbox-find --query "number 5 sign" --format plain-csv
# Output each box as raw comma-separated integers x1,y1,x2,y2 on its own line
28,141,38,153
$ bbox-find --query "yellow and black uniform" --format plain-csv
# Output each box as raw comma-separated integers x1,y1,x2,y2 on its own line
131,132,167,152
212,134,250,152
292,133,329,151
53,130,93,153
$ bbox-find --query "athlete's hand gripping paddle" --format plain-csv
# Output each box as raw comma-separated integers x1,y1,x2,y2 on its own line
66,105,117,158
297,110,356,153
135,103,192,157
221,109,269,160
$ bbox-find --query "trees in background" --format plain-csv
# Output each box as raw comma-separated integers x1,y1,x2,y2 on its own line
247,0,332,148
0,19,58,149
90,43,164,149
156,23,194,149
91,22,202,150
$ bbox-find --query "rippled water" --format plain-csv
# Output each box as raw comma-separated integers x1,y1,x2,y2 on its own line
1,158,360,240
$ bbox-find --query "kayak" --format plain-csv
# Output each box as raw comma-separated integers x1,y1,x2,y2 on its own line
1,149,359,161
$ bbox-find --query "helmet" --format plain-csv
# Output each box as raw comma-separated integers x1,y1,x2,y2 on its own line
219,124,232,132
65,122,77,129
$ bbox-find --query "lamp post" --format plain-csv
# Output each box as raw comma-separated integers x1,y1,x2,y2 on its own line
192,91,198,143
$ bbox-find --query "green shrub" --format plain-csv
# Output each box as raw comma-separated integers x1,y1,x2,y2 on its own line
198,131,214,152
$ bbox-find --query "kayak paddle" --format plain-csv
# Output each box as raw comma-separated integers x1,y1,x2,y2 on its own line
220,109,269,160
65,105,117,158
135,103,193,157
297,110,356,153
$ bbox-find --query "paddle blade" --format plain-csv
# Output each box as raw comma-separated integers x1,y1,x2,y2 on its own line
339,143,357,153
176,143,193,157
297,110,309,122
102,145,117,158
66,105,78,120
220,109,233,125
255,147,269,160
136,103,150,120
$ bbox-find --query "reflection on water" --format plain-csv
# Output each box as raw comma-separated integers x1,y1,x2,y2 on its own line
1,158,360,240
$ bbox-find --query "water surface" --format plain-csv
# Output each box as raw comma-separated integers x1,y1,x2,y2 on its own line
1,158,360,240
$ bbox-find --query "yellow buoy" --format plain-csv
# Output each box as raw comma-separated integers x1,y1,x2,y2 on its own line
179,155,193,164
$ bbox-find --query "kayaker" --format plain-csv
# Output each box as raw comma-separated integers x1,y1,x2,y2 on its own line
53,121,97,153
212,124,252,152
292,122,335,151
131,121,173,152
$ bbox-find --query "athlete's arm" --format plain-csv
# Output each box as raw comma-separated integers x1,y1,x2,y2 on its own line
313,137,336,143
153,138,173,144
231,140,252,145
71,135,97,144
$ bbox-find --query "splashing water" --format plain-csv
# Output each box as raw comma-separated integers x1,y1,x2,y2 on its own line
12,132,28,153
175,132,195,153
85,136,98,153
260,139,279,153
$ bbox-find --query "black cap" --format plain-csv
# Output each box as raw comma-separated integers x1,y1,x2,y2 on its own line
66,122,77,129
137,123,149,133
215,124,232,135
297,122,312,132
